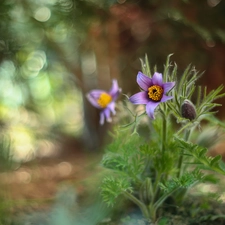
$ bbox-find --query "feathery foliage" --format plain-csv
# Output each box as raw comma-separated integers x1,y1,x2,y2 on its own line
100,54,225,223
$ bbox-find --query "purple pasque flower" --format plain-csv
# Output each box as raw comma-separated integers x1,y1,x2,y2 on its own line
129,71,175,119
86,79,121,125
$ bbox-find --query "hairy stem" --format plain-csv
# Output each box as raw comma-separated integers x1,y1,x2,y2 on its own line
177,128,191,178
162,114,167,154
161,105,168,155
123,191,150,219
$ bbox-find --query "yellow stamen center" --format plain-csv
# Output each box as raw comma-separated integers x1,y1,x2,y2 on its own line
97,93,112,108
148,85,164,101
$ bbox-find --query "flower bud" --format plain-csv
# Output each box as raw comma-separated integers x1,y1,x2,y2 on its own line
181,99,196,120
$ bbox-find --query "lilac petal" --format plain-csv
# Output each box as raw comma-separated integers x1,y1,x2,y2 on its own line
99,111,105,125
99,108,113,125
86,90,105,109
161,94,173,102
152,72,163,86
137,72,152,91
146,101,160,119
163,82,175,93
103,108,112,123
129,92,149,105
109,79,121,100
107,102,116,115
87,90,104,98
106,116,112,123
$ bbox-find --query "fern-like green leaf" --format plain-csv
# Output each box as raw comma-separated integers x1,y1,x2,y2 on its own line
159,169,204,193
175,137,225,176
101,176,132,206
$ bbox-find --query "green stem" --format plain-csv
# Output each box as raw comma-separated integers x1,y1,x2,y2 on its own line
124,191,159,222
153,187,179,211
152,171,161,198
162,115,167,154
148,104,168,218
123,191,150,219
161,106,167,155
176,121,192,136
148,203,157,222
177,128,191,178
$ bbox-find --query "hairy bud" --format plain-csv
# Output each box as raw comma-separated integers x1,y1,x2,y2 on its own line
181,99,196,120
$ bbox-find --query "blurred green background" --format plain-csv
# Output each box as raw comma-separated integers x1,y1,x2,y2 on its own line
0,0,225,162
